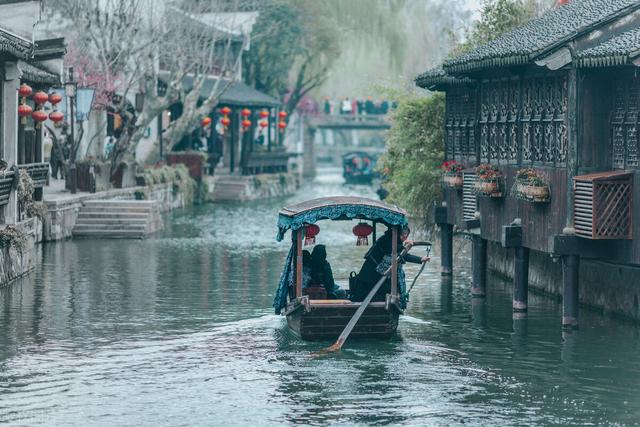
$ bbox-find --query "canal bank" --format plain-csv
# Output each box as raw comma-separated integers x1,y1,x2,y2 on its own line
1,168,640,425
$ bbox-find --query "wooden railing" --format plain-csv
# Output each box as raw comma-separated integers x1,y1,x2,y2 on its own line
574,171,633,239
0,169,17,207
243,150,290,175
18,162,49,188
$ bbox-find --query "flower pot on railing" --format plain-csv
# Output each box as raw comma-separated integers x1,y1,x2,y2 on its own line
511,168,551,203
473,163,504,198
440,160,463,191
442,172,463,190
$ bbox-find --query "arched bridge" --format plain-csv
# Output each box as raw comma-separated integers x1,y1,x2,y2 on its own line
308,115,391,130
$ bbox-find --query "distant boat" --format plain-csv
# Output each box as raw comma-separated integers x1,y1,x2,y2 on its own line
342,151,377,184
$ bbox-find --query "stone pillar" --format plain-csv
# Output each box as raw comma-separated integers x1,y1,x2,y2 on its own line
2,62,18,224
302,122,316,179
440,223,453,276
471,234,487,297
513,246,530,312
562,254,580,329
440,275,453,314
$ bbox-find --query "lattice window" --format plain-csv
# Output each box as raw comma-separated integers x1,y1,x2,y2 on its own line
574,172,633,240
610,73,640,170
444,86,478,162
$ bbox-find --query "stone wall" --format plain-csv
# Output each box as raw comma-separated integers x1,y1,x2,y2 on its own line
486,240,640,321
42,183,187,242
0,218,39,288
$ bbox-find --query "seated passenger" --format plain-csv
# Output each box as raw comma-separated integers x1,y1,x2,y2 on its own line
310,245,347,299
289,250,312,291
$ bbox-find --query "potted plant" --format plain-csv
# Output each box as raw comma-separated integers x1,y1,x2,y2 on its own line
474,163,504,197
512,168,550,202
441,160,463,190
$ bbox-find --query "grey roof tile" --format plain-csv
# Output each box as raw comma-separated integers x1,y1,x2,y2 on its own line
576,27,640,67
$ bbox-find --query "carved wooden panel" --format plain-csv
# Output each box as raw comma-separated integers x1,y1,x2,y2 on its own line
611,74,640,170
445,86,478,162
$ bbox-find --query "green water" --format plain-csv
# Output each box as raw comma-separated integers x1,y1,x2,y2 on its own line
0,168,639,426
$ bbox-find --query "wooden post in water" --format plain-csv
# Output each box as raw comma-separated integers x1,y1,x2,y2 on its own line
391,226,398,297
513,246,530,312
296,230,303,298
562,254,579,329
471,234,487,297
440,223,453,276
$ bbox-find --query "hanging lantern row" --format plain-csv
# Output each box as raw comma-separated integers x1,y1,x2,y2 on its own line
278,110,288,133
304,224,320,246
219,106,232,130
17,83,64,127
352,222,373,246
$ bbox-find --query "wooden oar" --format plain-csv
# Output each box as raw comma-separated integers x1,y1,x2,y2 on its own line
319,248,409,354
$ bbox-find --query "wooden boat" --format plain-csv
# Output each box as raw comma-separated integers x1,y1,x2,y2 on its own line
274,196,408,340
342,152,377,184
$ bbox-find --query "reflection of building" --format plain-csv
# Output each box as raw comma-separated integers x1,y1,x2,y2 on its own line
418,0,640,325
0,0,65,285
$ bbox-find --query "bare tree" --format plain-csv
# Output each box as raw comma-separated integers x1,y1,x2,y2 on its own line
46,0,254,182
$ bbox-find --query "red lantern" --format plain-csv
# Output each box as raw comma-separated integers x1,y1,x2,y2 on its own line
33,91,49,105
278,121,287,131
18,83,33,98
32,110,48,128
259,120,268,128
259,110,269,119
278,111,288,119
241,108,251,117
18,104,32,124
242,119,251,129
304,224,320,246
201,117,212,127
48,92,62,106
352,222,373,246
49,111,64,123
220,106,231,116
221,117,231,127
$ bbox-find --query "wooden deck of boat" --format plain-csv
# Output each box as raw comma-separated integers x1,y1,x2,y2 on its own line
285,299,400,341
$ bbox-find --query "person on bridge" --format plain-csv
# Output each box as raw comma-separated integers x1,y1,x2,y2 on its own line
365,96,374,115
324,96,331,115
341,97,352,115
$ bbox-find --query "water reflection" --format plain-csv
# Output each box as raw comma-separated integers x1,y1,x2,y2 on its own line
0,167,639,425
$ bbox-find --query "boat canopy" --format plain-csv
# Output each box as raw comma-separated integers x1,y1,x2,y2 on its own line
276,196,408,241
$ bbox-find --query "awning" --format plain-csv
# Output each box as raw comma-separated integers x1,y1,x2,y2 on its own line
180,75,281,108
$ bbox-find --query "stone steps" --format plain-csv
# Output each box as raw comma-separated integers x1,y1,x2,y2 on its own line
211,177,252,201
73,199,163,239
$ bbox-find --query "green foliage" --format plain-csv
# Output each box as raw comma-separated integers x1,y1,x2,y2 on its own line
17,169,47,220
0,225,27,253
378,93,445,219
143,164,197,205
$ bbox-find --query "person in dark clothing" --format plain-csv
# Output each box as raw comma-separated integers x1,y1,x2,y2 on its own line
351,226,430,302
310,245,346,299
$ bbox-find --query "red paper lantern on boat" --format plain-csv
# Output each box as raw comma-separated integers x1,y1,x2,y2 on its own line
18,84,33,98
49,111,64,123
352,222,373,246
304,224,320,246
31,110,48,128
33,91,49,105
241,108,251,117
18,104,32,124
220,116,231,127
48,92,62,106
259,110,269,119
259,120,268,129
220,106,231,116
201,116,212,127
278,111,288,119
241,119,251,129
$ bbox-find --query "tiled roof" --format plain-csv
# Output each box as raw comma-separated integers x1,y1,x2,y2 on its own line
181,75,281,108
414,66,473,91
576,27,640,67
0,27,31,60
443,0,640,74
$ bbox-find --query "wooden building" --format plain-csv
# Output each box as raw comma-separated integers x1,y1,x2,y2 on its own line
416,0,640,326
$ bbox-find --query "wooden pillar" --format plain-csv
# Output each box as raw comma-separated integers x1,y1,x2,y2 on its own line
3,63,19,224
471,234,487,297
441,275,453,314
295,229,303,299
513,246,530,312
440,223,453,276
471,297,487,327
562,254,579,329
267,109,272,152
391,226,398,297
372,221,377,244
35,125,42,162
17,123,25,164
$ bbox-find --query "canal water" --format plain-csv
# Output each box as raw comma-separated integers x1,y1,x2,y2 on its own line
1,167,639,426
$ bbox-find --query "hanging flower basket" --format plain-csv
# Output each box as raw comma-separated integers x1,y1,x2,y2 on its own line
474,164,504,198
511,168,550,203
440,161,463,190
